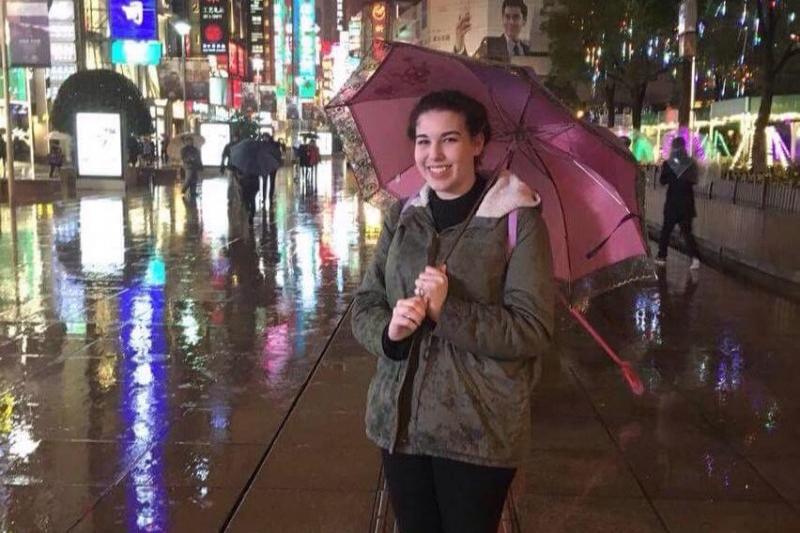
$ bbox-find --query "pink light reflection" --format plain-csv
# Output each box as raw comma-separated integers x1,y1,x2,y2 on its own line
261,323,291,378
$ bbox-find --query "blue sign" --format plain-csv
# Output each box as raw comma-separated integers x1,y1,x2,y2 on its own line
111,40,162,65
109,0,157,40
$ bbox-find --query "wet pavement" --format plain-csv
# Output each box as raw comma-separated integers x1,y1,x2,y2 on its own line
1,158,799,532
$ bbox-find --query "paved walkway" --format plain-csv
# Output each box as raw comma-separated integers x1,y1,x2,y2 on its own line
1,158,799,531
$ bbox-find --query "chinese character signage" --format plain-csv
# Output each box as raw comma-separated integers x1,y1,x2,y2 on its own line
109,0,157,40
8,0,52,67
201,0,229,55
249,0,264,56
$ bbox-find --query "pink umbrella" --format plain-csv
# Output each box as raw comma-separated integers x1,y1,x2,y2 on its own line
327,42,653,395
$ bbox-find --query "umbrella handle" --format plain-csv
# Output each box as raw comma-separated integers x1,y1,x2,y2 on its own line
558,294,644,396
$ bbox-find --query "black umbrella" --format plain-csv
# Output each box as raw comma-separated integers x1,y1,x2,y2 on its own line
229,139,280,176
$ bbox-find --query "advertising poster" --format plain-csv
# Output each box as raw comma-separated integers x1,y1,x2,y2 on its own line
7,0,52,67
258,86,277,113
209,78,228,106
242,83,258,114
185,59,211,100
199,123,230,167
157,59,184,100
200,0,229,54
108,0,157,40
76,113,123,177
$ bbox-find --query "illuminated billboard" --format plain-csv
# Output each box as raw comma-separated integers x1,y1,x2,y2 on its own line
111,40,162,65
109,0,157,40
76,113,123,177
294,0,316,99
199,123,231,167
200,0,229,54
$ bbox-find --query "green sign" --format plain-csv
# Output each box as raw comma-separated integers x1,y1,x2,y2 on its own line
0,68,28,101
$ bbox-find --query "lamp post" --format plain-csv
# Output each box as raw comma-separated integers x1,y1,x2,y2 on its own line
678,0,698,132
172,20,191,133
0,0,16,205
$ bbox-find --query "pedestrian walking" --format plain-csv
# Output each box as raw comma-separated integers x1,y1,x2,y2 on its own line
0,132,6,178
48,143,65,178
307,139,320,180
180,138,203,197
260,133,282,202
161,135,170,165
351,90,555,533
656,136,701,269
220,134,239,174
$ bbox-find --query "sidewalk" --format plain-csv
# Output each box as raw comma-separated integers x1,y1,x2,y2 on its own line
228,252,800,531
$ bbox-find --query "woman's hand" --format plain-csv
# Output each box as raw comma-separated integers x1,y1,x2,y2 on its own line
387,296,427,342
414,265,448,322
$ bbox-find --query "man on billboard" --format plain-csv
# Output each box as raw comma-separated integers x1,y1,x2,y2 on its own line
453,0,531,62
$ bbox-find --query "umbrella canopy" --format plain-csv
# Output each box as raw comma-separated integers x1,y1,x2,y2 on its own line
229,138,280,177
326,42,653,303
167,133,205,162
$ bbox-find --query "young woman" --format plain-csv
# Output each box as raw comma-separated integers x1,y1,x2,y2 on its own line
352,90,555,533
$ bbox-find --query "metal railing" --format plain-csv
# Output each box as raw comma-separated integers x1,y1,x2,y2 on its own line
642,165,800,213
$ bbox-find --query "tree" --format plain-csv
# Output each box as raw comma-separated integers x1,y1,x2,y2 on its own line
699,1,800,170
51,70,154,136
544,0,679,130
229,111,259,139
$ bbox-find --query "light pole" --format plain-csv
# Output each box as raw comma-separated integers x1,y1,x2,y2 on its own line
0,0,16,204
172,20,191,133
678,0,698,132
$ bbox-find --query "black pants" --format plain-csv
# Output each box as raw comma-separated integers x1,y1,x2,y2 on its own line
381,450,515,533
241,175,259,223
262,171,277,201
658,212,700,259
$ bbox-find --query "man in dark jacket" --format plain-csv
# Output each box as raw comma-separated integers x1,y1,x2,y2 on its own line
453,0,532,61
220,134,239,174
180,138,203,197
656,136,701,269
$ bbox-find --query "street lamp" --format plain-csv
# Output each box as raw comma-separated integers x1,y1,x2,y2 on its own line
172,19,191,133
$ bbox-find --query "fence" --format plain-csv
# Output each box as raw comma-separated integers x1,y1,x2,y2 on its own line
641,165,800,213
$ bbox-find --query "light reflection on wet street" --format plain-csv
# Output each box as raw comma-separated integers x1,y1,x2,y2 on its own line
1,158,799,531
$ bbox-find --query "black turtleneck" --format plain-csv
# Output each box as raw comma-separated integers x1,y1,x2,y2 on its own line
381,176,486,360
429,176,487,232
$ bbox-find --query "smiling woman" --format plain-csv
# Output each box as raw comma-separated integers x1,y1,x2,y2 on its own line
351,89,555,533
408,91,490,199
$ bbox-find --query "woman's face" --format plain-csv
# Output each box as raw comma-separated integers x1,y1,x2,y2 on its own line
413,110,485,199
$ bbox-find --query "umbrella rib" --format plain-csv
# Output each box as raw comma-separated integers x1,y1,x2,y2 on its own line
521,145,574,297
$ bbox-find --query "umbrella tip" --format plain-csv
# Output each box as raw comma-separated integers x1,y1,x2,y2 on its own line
622,364,645,396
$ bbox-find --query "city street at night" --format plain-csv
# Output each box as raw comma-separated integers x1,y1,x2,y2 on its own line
1,0,800,531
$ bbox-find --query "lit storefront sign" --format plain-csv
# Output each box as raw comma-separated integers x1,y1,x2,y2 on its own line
111,40,163,65
371,1,388,53
262,0,275,85
109,0,157,40
200,0,229,55
294,0,317,100
76,113,123,177
0,69,29,102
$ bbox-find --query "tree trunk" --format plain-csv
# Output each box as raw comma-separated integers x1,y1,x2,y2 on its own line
751,76,773,173
604,82,616,128
631,83,647,130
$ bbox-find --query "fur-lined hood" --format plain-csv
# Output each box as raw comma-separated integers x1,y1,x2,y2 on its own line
402,171,541,219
